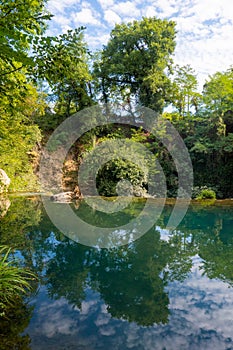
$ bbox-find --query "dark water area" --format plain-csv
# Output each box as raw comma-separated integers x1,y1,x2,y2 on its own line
0,196,233,349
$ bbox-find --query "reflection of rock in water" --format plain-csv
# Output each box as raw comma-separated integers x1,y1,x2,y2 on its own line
0,196,11,218
50,192,73,203
50,186,82,203
0,169,10,193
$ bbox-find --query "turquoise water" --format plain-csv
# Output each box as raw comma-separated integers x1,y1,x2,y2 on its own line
1,196,233,349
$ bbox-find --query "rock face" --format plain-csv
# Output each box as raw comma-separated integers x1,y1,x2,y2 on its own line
0,169,10,193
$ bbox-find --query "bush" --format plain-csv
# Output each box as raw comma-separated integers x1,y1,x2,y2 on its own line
195,188,216,200
96,158,147,197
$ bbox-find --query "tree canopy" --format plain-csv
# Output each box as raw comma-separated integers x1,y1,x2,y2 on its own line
0,0,232,197
94,17,176,112
0,0,51,77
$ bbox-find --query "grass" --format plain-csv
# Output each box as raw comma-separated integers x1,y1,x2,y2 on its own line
0,246,36,318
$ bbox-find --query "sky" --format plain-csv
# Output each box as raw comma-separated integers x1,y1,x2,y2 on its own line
46,0,233,88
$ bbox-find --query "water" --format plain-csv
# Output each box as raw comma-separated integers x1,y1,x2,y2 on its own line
0,196,233,350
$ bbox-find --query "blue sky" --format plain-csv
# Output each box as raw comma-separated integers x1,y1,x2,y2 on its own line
46,0,233,88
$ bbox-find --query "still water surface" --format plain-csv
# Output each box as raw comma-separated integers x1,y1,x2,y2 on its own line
0,196,233,350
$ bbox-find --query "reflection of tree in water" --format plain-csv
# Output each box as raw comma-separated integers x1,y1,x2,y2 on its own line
0,294,34,350
197,217,233,286
163,203,233,286
0,197,41,249
0,197,55,349
44,226,195,326
1,197,233,330
46,240,93,309
43,202,233,326
89,229,171,326
199,236,233,286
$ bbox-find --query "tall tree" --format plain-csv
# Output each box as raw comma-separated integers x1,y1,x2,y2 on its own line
202,67,233,116
0,70,45,190
0,0,50,190
95,17,176,112
34,28,94,117
170,64,200,117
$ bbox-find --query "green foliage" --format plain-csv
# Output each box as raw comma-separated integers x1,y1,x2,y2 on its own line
78,125,159,197
170,64,201,117
195,188,216,200
0,0,51,76
95,17,176,111
0,0,232,199
202,67,233,116
33,28,94,117
0,246,36,317
0,197,42,263
0,75,43,191
0,0,50,191
0,299,32,350
163,66,233,198
96,158,147,196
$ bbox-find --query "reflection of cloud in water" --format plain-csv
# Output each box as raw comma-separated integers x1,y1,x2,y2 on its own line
156,226,171,242
80,300,98,316
168,256,233,341
37,297,78,337
157,226,193,244
99,325,116,336
95,306,111,327
26,273,233,350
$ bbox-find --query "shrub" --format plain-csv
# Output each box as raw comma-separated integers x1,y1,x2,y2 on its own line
196,188,216,200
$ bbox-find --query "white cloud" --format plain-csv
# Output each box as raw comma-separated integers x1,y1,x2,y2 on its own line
97,0,114,10
53,14,70,27
72,8,101,26
48,0,80,13
52,14,73,33
99,325,116,336
104,9,122,26
80,299,98,315
185,0,233,22
111,1,141,17
46,0,233,87
144,0,179,18
143,6,160,18
85,32,110,49
37,298,79,338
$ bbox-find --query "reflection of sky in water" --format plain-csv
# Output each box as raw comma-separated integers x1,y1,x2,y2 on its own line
158,226,193,244
26,256,233,350
6,198,231,349
156,226,171,242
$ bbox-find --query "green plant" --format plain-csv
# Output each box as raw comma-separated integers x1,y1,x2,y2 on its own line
196,188,216,200
0,246,36,318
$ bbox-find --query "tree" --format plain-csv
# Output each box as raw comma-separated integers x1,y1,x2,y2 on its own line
0,69,46,190
170,64,201,117
0,0,51,190
202,67,233,116
34,28,94,117
95,17,176,112
0,0,51,78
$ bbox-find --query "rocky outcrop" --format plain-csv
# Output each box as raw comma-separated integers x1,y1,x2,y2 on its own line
50,191,74,203
50,185,83,203
0,169,10,193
